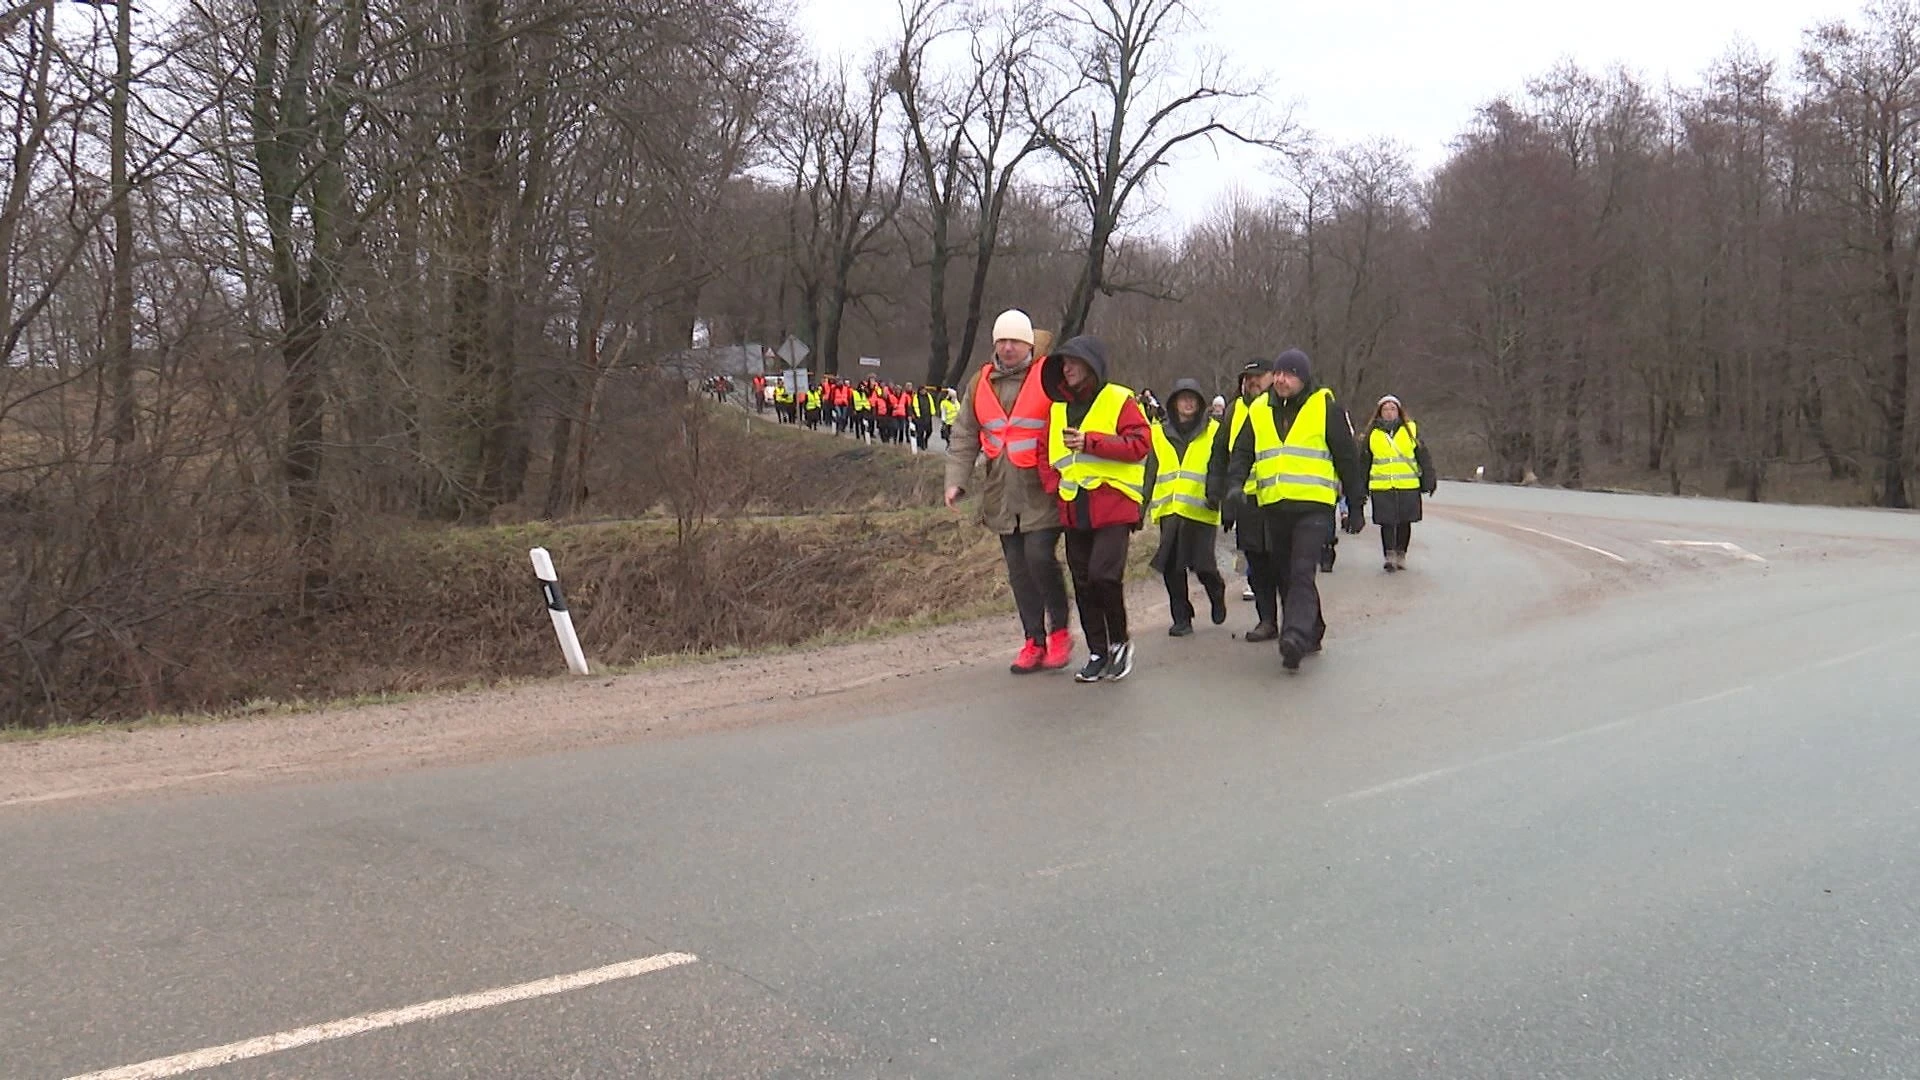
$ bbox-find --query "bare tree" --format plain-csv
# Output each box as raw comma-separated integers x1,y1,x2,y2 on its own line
1031,0,1291,338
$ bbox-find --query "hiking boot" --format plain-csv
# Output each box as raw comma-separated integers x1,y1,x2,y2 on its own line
1393,551,1408,570
1103,641,1135,681
1205,579,1228,625
1168,621,1194,638
1043,628,1074,670
1010,638,1045,674
1279,634,1307,671
1244,621,1279,643
1075,654,1108,683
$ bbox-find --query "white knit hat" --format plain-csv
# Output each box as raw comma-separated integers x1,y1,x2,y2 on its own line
992,309,1035,345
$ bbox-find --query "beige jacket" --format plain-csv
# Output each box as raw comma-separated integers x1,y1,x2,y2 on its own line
944,360,1058,535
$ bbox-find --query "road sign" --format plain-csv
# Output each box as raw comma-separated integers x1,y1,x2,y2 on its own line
858,356,882,368
776,336,811,366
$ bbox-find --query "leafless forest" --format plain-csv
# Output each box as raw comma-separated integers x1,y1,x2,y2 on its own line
5,0,1920,724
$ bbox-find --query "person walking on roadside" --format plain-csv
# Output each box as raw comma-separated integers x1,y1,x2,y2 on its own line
939,388,959,448
1212,358,1279,635
1219,348,1368,671
1039,336,1151,682
910,383,937,453
1359,394,1437,572
1145,378,1228,638
946,310,1075,674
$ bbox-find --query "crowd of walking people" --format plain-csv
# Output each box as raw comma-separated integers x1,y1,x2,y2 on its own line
939,309,1436,682
747,374,960,453
715,309,1436,682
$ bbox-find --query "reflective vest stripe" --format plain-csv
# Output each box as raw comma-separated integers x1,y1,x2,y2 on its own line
1049,383,1146,504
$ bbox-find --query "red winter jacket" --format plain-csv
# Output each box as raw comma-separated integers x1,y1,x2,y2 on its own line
1038,391,1152,530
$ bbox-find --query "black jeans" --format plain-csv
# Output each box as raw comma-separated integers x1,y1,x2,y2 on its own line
913,419,933,450
1380,523,1413,555
1001,528,1069,642
1246,509,1332,647
1164,564,1225,626
1066,525,1132,655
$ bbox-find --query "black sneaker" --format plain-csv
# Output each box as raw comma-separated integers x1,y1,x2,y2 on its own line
1206,580,1228,625
1279,635,1306,671
1075,654,1108,683
1102,641,1135,681
1168,622,1194,637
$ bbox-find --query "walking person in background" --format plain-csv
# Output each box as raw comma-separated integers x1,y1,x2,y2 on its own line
1212,358,1278,635
910,383,937,452
939,388,959,448
1220,349,1368,671
890,383,910,445
1359,394,1437,571
1039,336,1151,682
1145,379,1228,637
946,310,1076,674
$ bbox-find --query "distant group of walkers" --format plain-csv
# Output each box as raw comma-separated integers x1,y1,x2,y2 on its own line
750,373,960,452
944,309,1437,682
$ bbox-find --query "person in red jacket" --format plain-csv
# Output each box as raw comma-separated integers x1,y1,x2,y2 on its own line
1038,335,1151,682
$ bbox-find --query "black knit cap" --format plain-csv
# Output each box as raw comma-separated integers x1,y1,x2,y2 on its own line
1273,349,1312,382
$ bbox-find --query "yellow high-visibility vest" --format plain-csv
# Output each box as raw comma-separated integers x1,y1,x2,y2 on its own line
1149,419,1220,526
1229,398,1260,496
1249,389,1338,507
1369,422,1420,491
939,398,959,425
852,390,869,411
1048,383,1145,503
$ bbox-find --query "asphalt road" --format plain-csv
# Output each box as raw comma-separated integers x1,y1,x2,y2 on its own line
7,485,1920,1079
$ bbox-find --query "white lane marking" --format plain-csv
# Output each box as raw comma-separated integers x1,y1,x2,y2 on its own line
1326,685,1757,806
64,952,699,1080
1654,539,1767,563
1503,523,1630,564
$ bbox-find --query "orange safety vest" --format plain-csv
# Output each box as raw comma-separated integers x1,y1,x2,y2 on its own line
973,362,1051,468
890,392,909,418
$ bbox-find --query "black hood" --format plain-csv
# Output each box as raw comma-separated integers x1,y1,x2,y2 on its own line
1042,335,1110,400
1166,378,1209,429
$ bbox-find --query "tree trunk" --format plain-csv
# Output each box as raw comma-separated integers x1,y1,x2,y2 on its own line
107,0,135,459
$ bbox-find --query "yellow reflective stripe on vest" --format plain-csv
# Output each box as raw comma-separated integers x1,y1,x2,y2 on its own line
1249,389,1339,506
1149,419,1220,525
1049,383,1146,503
1369,423,1420,491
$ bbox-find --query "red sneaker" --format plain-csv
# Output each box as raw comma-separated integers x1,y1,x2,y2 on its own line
1042,628,1073,670
1010,638,1045,674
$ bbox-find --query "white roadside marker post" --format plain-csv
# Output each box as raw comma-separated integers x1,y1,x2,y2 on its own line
530,547,591,675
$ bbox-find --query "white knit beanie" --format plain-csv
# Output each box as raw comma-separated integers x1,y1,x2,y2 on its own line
992,309,1035,345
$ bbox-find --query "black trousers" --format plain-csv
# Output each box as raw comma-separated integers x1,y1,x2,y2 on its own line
1001,528,1069,642
1245,509,1332,647
913,419,933,450
1066,525,1132,655
1164,563,1225,626
1380,523,1413,554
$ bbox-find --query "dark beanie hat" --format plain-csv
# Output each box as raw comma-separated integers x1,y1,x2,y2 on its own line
1274,348,1312,382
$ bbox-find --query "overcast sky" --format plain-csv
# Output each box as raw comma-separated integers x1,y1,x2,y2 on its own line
798,0,1849,231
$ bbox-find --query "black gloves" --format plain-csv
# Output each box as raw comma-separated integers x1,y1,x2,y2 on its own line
1342,506,1365,534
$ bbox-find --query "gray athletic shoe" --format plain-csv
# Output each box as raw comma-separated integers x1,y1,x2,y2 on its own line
1102,641,1135,681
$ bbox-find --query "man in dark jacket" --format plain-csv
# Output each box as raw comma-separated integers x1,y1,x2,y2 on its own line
1038,335,1152,682
1211,358,1280,638
1215,348,1368,670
